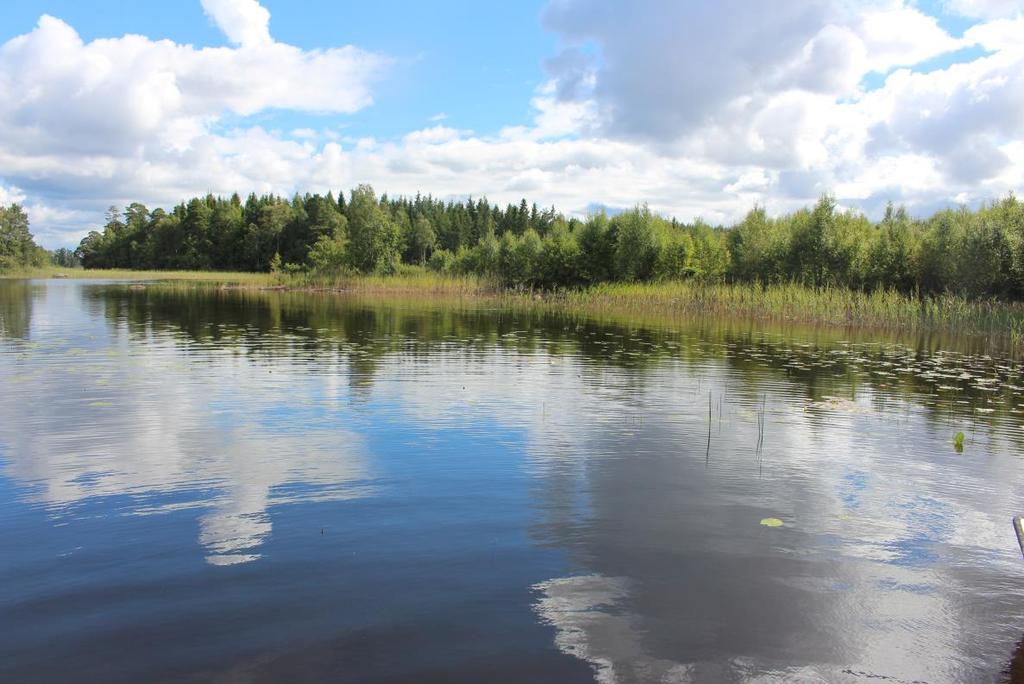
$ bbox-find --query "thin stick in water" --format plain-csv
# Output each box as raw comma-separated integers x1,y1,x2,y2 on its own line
706,390,712,466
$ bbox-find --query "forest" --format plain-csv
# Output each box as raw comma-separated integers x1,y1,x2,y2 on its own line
0,204,49,271
5,186,1024,299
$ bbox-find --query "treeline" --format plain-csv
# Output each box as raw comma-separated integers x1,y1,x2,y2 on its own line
0,204,49,270
73,186,1024,298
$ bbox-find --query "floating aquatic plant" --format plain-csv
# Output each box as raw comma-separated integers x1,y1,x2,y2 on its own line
760,517,784,528
953,432,965,452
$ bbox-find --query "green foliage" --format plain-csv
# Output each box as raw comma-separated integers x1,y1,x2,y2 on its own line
538,222,581,288
499,229,543,288
654,231,694,280
67,187,1024,304
281,261,306,276
576,212,616,284
689,220,731,282
614,207,659,281
475,234,501,275
345,185,401,274
953,431,965,452
411,215,437,265
729,207,787,284
865,204,920,292
51,247,80,268
308,234,349,275
0,204,47,271
427,248,455,274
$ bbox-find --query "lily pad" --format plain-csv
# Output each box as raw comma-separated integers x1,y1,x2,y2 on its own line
760,517,784,528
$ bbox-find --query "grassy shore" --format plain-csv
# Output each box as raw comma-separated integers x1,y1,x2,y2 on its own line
6,266,1024,342
290,271,1024,342
1,265,271,285
283,269,496,296
554,281,1024,339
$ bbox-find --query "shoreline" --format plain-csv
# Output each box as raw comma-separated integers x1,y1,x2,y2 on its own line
5,266,1024,344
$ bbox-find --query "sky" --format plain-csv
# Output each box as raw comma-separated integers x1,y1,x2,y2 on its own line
0,0,1023,248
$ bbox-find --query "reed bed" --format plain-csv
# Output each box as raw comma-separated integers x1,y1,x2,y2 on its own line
282,269,496,296
0,265,271,285
8,266,1024,342
553,281,1024,340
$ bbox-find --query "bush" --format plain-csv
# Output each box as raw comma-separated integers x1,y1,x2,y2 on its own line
428,248,454,274
308,235,348,275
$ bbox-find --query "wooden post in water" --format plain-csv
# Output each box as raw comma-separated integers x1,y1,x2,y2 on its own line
1014,516,1024,559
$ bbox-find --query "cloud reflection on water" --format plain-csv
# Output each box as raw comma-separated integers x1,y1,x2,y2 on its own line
0,285,372,565
2,281,1024,679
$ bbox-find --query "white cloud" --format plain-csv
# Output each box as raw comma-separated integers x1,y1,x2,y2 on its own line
542,0,960,143
0,183,26,205
499,79,599,141
200,0,271,47
403,125,466,145
0,332,371,566
858,5,962,71
945,0,1024,18
861,49,1024,176
0,2,388,245
0,13,387,156
964,14,1024,50
1,0,1023,249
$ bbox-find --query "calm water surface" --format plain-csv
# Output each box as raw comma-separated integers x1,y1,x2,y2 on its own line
2,279,1024,683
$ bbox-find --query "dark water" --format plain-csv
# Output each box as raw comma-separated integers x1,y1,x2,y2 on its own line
2,279,1024,683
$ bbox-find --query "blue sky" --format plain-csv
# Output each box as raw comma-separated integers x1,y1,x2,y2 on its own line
0,0,554,140
1,0,1023,247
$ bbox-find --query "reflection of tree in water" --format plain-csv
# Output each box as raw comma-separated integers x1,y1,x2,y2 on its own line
84,283,1024,445
83,284,1021,678
7,281,1023,678
0,280,36,339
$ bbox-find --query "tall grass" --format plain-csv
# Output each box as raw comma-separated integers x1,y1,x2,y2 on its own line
7,265,1024,341
280,268,496,296
0,265,271,285
554,281,1024,340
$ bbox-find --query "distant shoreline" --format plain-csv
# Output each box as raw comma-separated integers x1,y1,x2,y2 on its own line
5,266,1024,345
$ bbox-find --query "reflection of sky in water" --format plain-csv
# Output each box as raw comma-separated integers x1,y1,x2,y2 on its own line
1,280,1024,682
0,283,371,566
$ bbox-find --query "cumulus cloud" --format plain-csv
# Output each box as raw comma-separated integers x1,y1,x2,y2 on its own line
0,14,387,157
860,46,1024,181
0,0,1023,248
964,14,1024,50
0,1,388,244
526,0,1022,215
541,0,960,143
200,0,272,47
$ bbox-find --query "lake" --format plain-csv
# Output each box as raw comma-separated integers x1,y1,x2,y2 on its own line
2,278,1024,683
